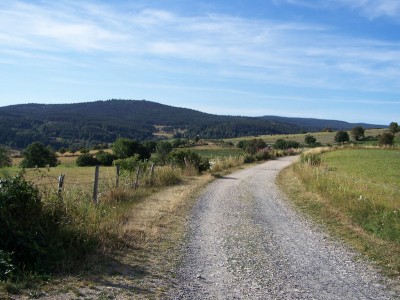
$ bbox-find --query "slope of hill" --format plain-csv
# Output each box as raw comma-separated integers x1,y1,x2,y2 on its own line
0,99,384,149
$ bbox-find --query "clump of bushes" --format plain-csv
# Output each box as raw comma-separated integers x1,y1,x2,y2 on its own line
274,139,300,150
76,153,100,166
0,175,99,280
167,149,210,173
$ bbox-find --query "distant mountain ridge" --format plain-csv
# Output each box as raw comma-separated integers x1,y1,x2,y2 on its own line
0,99,384,149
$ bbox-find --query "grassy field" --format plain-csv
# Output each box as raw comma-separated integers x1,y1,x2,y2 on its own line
225,128,395,146
278,147,400,277
191,144,244,159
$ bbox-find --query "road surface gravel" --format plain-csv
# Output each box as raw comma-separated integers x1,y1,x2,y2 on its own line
170,156,399,299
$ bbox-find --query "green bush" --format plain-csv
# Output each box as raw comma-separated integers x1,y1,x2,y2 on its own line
378,132,394,146
0,175,99,278
0,176,44,273
76,154,100,166
334,130,350,143
274,139,300,150
96,151,116,166
20,142,59,168
168,149,210,173
0,146,12,168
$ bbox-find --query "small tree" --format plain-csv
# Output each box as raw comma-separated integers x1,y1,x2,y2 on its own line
96,151,116,166
156,141,173,162
112,138,150,160
274,139,287,150
351,126,365,141
379,132,394,146
20,142,59,168
304,135,316,145
334,131,350,144
389,122,399,135
0,146,12,168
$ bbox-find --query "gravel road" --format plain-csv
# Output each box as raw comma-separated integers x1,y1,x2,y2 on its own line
170,156,399,299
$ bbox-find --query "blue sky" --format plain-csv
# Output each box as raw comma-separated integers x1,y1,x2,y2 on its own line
1,0,400,124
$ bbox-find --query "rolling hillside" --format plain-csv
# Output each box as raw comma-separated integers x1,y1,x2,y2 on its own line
0,99,384,149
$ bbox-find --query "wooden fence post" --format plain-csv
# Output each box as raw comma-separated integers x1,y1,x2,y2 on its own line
115,165,120,188
149,163,155,186
93,165,100,204
134,167,140,190
58,173,65,198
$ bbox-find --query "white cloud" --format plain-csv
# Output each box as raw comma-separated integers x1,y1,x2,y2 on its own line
337,0,400,19
0,0,400,94
277,0,400,20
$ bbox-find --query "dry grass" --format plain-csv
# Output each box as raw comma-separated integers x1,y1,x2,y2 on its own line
121,174,213,248
210,156,245,173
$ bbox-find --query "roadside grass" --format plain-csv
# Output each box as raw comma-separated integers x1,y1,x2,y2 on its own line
277,147,400,277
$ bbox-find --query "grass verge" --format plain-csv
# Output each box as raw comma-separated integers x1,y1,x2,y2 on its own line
277,148,400,278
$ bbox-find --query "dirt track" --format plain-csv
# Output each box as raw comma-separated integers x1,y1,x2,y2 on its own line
170,157,398,299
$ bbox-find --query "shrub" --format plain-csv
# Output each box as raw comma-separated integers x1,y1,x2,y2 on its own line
379,132,394,146
389,122,398,135
334,130,350,143
20,142,59,168
351,126,365,141
0,174,105,279
76,154,100,166
237,139,266,154
112,138,150,160
113,155,142,172
0,176,44,273
167,149,210,173
155,165,182,186
0,146,12,168
255,148,272,161
156,141,173,162
274,139,300,150
96,151,116,166
304,135,316,145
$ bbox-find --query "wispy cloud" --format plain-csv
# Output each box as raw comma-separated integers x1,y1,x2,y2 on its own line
277,0,400,20
337,0,400,19
1,0,400,105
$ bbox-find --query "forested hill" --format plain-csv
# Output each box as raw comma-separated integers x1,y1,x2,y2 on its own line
0,99,383,149
261,116,380,133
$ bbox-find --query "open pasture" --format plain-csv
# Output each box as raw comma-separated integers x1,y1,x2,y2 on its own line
225,128,391,146
191,144,244,158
